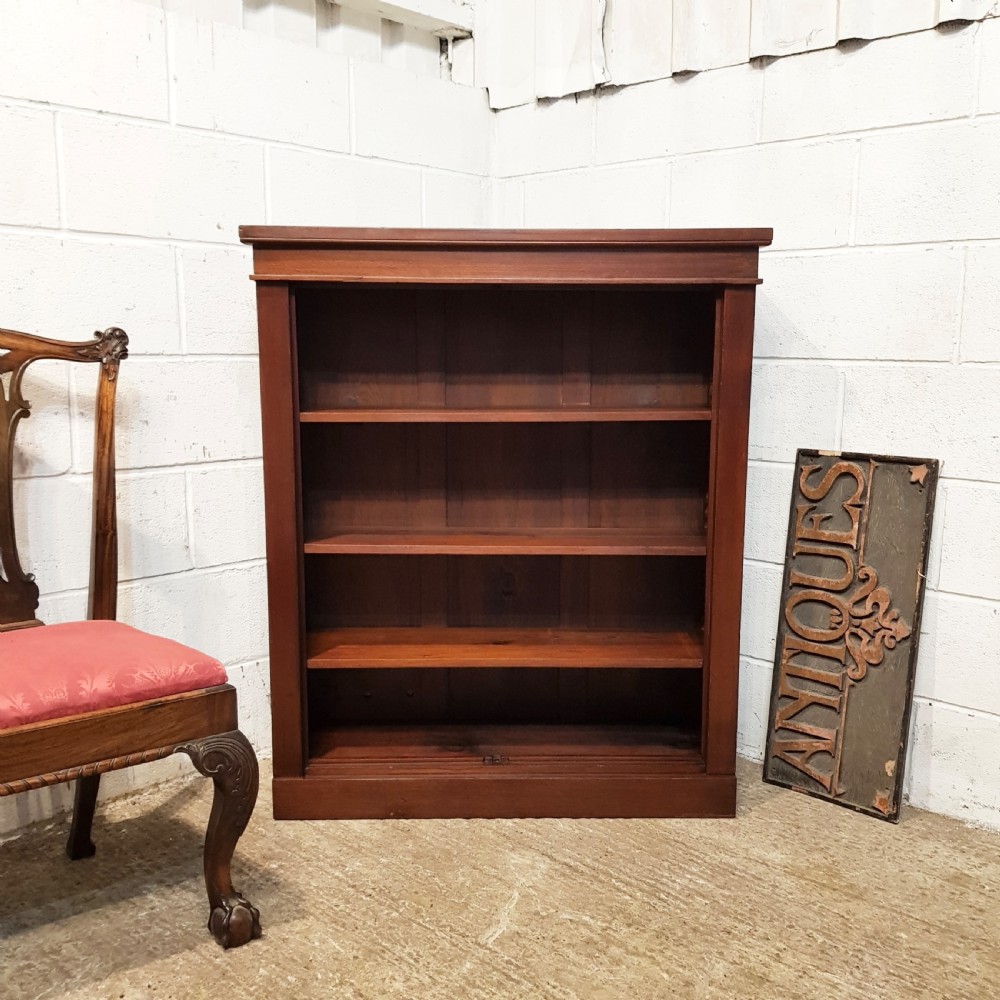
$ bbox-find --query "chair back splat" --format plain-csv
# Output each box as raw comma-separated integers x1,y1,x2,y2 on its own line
0,326,128,631
0,325,260,949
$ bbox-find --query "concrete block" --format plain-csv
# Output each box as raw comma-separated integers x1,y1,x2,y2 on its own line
11,365,72,479
948,0,1000,20
0,0,168,119
915,591,1000,717
381,21,442,78
596,64,761,164
750,0,839,58
604,0,673,87
490,178,524,226
224,659,272,754
837,0,938,41
924,486,945,591
423,171,488,226
0,234,180,353
353,62,489,174
73,358,262,471
13,475,90,597
856,121,1000,245
450,36,475,87
841,366,1000,483
161,0,242,25
523,162,669,227
737,656,774,762
534,0,609,99
61,115,265,242
170,16,350,151
671,141,855,250
980,16,1000,114
748,362,842,462
938,482,1000,601
118,563,268,666
960,244,1000,362
189,463,265,567
117,471,193,582
475,0,536,109
241,0,317,45
906,700,1000,828
0,106,58,227
763,28,976,142
267,147,422,226
672,0,751,72
743,460,795,564
317,2,382,61
179,245,256,355
493,94,595,177
14,470,190,594
756,248,962,361
739,559,783,662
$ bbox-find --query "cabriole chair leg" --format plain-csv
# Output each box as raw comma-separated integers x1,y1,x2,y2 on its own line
178,730,262,948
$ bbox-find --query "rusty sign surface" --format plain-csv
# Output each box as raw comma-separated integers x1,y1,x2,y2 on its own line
763,450,939,822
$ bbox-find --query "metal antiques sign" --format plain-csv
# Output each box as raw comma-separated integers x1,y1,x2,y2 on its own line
763,451,939,822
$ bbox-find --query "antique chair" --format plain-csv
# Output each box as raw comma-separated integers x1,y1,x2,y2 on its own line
0,326,261,948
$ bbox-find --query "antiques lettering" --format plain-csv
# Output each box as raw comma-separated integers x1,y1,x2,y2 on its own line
771,460,911,795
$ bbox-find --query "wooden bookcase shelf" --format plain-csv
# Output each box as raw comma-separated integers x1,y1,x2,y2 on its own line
303,528,707,556
305,627,705,669
243,226,771,820
299,407,714,423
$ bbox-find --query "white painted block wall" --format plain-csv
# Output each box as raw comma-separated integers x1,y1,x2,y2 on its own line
0,0,487,836
494,18,1000,829
3,0,999,835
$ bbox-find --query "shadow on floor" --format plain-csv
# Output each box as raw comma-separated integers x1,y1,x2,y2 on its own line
0,778,289,994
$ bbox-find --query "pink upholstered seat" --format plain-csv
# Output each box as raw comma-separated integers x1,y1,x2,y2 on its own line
0,621,227,729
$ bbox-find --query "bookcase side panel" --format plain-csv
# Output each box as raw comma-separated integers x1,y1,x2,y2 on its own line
256,282,308,778
703,284,757,775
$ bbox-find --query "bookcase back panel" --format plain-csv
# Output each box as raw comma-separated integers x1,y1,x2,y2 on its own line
308,666,702,729
294,285,716,411
300,423,709,535
304,555,705,632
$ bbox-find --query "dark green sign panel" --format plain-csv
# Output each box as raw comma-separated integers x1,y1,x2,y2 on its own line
763,451,939,822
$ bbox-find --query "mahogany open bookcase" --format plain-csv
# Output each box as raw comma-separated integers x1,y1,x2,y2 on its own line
241,227,772,819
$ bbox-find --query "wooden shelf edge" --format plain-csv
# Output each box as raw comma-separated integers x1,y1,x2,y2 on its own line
303,530,707,557
305,627,705,669
240,225,774,247
252,274,764,285
300,407,713,423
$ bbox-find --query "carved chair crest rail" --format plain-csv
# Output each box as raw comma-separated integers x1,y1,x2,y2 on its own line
0,326,261,949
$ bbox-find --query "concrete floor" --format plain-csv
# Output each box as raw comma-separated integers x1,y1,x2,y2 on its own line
1,759,997,1000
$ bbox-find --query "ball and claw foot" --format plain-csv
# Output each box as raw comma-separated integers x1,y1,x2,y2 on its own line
209,892,262,949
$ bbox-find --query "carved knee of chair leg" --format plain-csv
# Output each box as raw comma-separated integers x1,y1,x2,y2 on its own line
177,730,262,948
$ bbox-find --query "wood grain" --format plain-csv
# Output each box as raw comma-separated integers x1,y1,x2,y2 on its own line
300,407,713,422
0,686,237,785
306,627,704,669
303,528,707,556
274,773,735,820
248,227,770,818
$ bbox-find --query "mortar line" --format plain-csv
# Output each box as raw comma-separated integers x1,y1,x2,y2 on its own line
173,245,187,353
847,139,861,246
953,245,968,363
52,111,67,228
